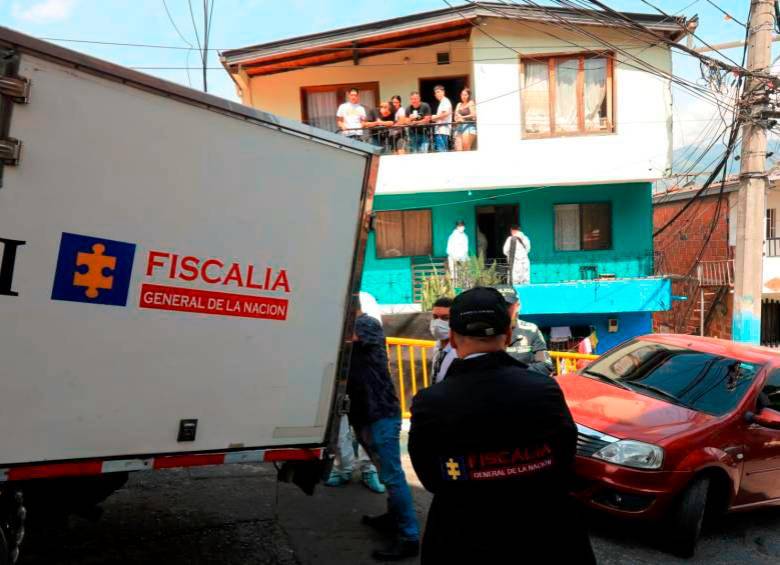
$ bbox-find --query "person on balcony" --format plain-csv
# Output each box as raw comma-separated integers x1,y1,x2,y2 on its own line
390,95,407,154
446,220,469,284
495,285,553,376
365,101,396,153
429,297,457,383
336,87,367,139
453,87,477,151
503,224,531,285
430,85,452,152
404,91,432,153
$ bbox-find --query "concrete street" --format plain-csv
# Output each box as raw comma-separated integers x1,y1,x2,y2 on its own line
21,454,780,564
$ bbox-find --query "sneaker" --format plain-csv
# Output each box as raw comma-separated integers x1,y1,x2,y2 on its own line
323,471,351,487
371,538,419,561
362,470,386,494
361,513,396,533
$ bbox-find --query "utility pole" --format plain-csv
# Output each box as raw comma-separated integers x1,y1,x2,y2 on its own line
732,0,775,343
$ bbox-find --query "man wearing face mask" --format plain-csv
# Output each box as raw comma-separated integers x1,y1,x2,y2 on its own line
429,297,456,383
495,285,553,376
446,220,469,284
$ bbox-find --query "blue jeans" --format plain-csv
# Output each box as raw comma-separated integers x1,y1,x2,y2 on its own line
434,134,450,152
409,130,430,153
358,417,420,541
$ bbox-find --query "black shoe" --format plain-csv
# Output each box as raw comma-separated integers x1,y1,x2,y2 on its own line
361,512,397,533
371,539,419,561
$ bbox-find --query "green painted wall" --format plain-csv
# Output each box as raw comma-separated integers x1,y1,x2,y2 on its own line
362,182,654,304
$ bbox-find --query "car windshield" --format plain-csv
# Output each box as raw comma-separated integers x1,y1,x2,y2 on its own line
584,340,762,416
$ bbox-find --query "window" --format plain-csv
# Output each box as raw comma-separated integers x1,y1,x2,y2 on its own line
375,209,432,258
521,54,614,137
554,203,612,251
761,370,780,412
767,208,776,240
300,82,379,132
586,340,761,416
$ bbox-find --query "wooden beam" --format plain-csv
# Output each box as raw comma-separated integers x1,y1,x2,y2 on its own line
246,28,471,77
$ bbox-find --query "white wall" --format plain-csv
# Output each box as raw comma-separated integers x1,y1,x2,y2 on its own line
244,17,674,194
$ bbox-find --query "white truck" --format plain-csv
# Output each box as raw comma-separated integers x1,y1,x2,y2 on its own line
0,27,377,562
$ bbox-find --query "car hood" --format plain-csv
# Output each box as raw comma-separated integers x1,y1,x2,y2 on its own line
557,373,715,444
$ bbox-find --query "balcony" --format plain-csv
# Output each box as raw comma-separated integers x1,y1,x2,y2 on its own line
765,238,780,294
340,123,478,155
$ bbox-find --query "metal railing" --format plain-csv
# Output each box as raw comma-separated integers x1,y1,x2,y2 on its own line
385,337,598,418
339,122,477,155
697,259,734,287
766,237,780,257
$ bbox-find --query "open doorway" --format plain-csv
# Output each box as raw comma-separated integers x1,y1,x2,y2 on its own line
418,75,469,111
476,205,519,261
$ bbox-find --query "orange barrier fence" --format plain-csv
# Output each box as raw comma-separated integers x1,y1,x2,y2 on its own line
386,337,598,418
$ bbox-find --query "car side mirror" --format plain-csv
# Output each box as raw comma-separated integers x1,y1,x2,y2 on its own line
747,408,780,430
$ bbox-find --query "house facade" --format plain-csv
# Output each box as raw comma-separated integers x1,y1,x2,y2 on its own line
653,168,780,347
221,3,682,353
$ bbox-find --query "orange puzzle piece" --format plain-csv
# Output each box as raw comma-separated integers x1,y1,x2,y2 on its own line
73,243,117,299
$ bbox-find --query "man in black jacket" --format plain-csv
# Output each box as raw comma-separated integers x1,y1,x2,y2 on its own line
348,313,420,561
408,287,595,563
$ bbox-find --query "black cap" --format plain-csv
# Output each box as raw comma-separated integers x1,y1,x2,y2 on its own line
450,287,510,337
494,285,518,305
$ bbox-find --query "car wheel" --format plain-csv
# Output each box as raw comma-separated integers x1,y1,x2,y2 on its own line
667,476,709,558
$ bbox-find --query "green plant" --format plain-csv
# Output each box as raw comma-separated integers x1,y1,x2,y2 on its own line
462,253,504,288
420,261,454,311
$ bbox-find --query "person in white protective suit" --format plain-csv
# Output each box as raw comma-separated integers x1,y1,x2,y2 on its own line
502,224,531,285
446,220,469,283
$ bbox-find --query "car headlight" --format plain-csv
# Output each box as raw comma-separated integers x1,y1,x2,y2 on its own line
592,440,664,470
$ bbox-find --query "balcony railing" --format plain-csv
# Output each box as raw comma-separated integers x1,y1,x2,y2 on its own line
766,237,780,257
339,122,478,155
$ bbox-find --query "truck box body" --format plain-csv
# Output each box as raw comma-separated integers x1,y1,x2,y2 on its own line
0,28,377,469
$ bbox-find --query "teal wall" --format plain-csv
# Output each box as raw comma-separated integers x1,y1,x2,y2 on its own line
362,182,654,304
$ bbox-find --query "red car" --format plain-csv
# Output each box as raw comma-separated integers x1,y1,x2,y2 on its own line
558,334,780,557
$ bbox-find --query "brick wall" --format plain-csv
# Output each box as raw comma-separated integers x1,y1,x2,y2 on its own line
653,193,733,338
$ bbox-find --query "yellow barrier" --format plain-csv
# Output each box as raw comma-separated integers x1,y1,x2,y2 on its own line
550,350,599,376
386,337,598,418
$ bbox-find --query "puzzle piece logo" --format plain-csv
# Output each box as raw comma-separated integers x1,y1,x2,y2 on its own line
52,233,135,307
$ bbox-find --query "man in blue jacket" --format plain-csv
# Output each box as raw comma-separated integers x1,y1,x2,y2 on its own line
348,313,420,561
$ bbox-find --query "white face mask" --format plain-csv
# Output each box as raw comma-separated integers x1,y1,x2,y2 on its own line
429,318,450,341
456,226,465,233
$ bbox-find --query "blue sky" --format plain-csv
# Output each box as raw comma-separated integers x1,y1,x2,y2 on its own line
0,1,769,148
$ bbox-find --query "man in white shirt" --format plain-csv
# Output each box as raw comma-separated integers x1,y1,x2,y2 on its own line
446,220,469,284
336,87,367,139
430,85,452,152
502,224,532,285
429,297,457,383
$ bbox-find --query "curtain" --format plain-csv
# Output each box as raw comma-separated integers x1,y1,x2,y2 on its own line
555,204,581,251
581,203,612,250
403,210,433,256
522,61,550,134
375,211,405,258
555,58,578,133
584,58,608,130
306,90,338,132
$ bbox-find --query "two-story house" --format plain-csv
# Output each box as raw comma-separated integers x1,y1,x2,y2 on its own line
653,166,780,347
220,3,682,353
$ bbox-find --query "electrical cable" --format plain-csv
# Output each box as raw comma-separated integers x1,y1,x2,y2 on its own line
705,0,746,27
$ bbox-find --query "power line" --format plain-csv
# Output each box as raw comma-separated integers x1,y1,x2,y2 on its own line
704,0,746,27
161,0,193,47
160,0,194,88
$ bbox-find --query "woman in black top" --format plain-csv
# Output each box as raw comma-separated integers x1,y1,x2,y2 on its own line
453,87,477,151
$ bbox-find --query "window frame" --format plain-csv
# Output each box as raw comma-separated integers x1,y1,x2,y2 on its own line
767,208,777,240
299,81,380,126
553,202,613,252
374,208,433,259
519,52,615,139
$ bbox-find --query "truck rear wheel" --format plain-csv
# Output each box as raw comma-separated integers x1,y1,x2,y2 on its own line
667,476,709,558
